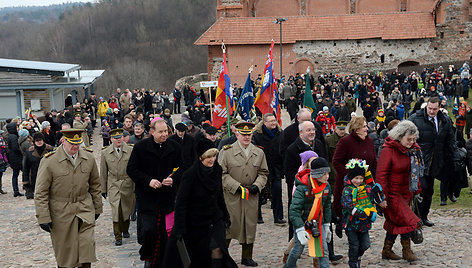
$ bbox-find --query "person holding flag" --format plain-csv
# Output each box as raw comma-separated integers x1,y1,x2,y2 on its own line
218,122,268,267
212,43,235,130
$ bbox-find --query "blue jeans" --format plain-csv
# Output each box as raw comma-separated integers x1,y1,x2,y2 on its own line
446,95,453,107
286,225,329,268
345,230,370,268
12,168,20,194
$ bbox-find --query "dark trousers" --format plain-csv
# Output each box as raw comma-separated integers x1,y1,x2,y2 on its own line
113,202,130,240
137,212,167,266
286,179,294,241
418,175,435,220
12,168,20,194
345,230,370,267
174,99,181,114
270,172,283,221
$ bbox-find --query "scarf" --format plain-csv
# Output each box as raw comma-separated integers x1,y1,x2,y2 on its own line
262,125,277,139
307,176,327,258
351,184,376,218
376,115,386,122
34,144,46,157
407,148,424,192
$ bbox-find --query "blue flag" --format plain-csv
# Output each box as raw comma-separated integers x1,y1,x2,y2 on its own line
239,72,254,121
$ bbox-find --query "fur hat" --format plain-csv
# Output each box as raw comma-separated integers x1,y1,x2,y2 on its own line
310,157,330,178
196,138,215,157
33,132,44,141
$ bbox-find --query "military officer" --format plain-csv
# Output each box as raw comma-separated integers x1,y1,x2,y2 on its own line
34,129,102,268
218,122,269,267
73,112,91,147
324,120,347,262
100,128,135,246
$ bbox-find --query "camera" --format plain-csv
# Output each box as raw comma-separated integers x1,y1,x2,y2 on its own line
304,219,320,238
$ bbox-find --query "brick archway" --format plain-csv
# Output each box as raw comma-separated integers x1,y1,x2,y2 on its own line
295,58,314,74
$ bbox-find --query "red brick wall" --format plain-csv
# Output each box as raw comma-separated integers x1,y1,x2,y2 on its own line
357,0,399,13
307,0,350,16
253,0,300,17
409,0,436,12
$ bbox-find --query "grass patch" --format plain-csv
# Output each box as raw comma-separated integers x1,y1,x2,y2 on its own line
431,179,472,210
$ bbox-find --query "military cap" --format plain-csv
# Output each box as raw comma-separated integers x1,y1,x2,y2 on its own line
61,128,84,144
336,121,348,129
109,128,124,139
74,112,81,117
205,126,217,135
235,122,255,135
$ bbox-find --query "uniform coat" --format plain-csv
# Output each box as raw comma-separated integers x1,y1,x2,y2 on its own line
376,137,421,234
100,143,135,222
73,120,90,147
34,145,103,267
332,133,377,217
218,142,268,244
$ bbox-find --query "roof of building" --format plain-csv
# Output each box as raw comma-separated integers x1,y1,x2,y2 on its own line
0,58,80,76
195,12,436,45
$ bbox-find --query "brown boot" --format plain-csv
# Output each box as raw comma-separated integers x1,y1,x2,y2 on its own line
313,258,319,268
401,238,418,262
382,239,402,260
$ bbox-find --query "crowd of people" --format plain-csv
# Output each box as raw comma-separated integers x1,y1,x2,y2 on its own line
0,62,471,268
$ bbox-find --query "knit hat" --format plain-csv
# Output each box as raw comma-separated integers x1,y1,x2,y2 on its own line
300,151,318,167
310,157,330,178
33,132,44,141
345,159,368,180
196,138,215,157
175,122,187,132
18,129,29,137
205,126,217,135
323,106,329,112
41,121,50,129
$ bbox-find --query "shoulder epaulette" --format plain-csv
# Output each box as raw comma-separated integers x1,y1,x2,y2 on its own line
223,144,232,150
44,151,55,158
255,145,264,150
101,145,108,150
84,147,93,152
127,143,134,147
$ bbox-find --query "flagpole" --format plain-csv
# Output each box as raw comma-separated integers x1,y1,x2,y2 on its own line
233,65,253,120
222,42,231,136
208,87,213,123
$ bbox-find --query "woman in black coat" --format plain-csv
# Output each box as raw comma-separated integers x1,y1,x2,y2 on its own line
5,122,23,197
163,139,237,268
22,133,53,199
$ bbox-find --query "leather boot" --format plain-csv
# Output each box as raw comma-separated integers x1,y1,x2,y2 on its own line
313,258,319,268
401,238,418,262
381,239,401,260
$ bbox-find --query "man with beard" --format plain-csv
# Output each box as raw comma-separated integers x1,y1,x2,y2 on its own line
127,119,183,267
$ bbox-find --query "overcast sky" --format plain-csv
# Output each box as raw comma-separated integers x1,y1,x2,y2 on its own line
0,0,98,8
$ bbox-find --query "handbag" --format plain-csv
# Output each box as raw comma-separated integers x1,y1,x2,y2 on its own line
411,195,424,244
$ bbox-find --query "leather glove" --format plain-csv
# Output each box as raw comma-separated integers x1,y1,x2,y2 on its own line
102,193,107,199
236,185,243,193
40,222,53,233
95,214,100,220
324,223,332,243
248,185,259,194
296,227,310,246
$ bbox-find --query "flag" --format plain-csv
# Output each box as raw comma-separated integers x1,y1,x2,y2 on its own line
271,81,282,126
303,68,317,118
239,72,255,121
212,48,235,129
254,41,276,115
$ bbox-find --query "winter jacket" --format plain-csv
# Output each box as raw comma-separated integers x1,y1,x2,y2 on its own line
6,122,22,170
252,121,283,172
168,133,197,169
97,101,109,117
289,169,332,230
376,137,421,234
408,108,458,178
23,144,54,186
341,176,375,232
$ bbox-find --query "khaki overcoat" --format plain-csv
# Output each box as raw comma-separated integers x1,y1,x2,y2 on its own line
34,145,103,267
73,119,90,147
100,143,135,222
218,141,268,244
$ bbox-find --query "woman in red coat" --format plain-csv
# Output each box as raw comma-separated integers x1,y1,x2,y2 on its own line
332,116,377,219
376,120,423,262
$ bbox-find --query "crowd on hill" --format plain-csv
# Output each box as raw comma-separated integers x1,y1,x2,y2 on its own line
0,62,471,267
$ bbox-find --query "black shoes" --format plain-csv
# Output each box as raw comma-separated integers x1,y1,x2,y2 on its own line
241,258,258,266
422,218,434,227
115,239,122,246
0,189,6,194
131,213,137,221
274,219,287,226
329,254,343,262
449,195,457,203
257,218,264,224
13,192,24,197
440,200,447,206
123,232,130,238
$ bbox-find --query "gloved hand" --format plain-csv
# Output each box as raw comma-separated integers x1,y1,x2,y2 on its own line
40,222,53,233
102,193,107,199
236,185,243,193
95,214,100,220
324,223,332,243
248,185,259,194
367,212,377,222
296,227,310,246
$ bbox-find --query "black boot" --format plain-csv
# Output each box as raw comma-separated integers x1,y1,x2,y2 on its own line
144,260,151,268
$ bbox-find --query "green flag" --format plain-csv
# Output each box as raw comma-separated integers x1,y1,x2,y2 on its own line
303,68,317,118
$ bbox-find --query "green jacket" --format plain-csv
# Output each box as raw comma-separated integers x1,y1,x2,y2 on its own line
289,169,332,230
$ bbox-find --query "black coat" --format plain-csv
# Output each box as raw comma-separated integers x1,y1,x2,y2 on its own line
284,136,328,185
336,106,350,121
6,122,22,170
163,161,236,268
408,109,458,178
168,133,197,169
252,123,283,171
127,137,183,215
23,144,54,186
